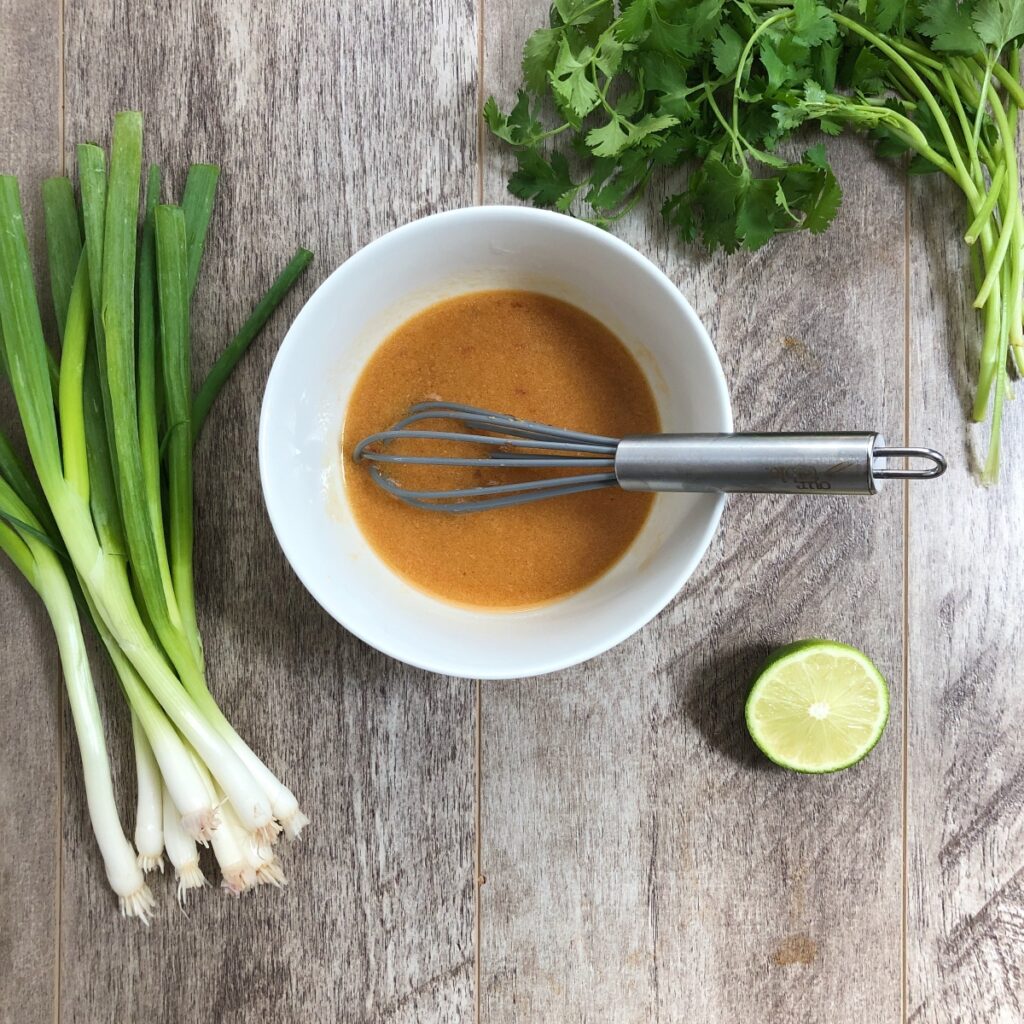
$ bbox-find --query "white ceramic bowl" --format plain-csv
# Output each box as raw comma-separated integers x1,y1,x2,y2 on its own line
259,206,732,679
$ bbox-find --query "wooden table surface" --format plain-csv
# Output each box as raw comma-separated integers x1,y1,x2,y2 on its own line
1,1,1021,1022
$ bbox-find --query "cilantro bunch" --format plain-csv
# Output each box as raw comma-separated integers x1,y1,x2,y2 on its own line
486,0,1024,481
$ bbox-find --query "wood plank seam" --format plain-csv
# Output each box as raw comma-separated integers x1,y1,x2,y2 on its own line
902,162,911,1024
475,679,484,1024
56,1,65,1019
476,1,486,1022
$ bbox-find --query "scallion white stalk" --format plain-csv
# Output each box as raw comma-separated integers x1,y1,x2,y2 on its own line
89,608,219,841
0,489,154,920
131,711,164,873
187,751,255,895
162,782,207,905
231,803,287,888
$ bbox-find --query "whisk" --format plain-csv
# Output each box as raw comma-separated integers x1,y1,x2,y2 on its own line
353,401,946,513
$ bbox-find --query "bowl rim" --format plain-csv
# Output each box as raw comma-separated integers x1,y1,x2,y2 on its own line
259,204,732,679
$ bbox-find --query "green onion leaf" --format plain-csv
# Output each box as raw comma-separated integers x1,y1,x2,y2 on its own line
192,246,313,439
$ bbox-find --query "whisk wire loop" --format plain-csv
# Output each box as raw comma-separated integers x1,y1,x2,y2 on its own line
353,402,622,511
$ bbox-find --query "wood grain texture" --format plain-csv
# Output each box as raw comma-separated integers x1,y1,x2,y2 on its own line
3,0,1022,1021
481,7,906,1022
53,0,477,1020
0,2,61,1022
907,173,1024,1022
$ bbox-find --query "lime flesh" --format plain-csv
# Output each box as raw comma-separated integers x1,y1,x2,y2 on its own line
745,640,889,774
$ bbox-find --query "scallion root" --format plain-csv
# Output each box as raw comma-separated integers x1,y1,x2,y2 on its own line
254,858,287,889
281,808,311,841
174,862,208,906
119,883,157,924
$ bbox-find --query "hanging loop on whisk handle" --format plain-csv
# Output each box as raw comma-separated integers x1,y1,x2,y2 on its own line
614,434,946,495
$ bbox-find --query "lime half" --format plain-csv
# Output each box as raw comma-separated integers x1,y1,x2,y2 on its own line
745,640,889,774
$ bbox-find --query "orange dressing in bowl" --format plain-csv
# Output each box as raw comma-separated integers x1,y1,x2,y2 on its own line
341,290,659,608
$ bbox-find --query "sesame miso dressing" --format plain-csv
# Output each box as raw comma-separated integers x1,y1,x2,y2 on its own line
342,290,659,608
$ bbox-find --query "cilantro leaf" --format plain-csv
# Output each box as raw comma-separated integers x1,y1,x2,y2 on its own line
792,0,838,47
919,0,984,54
585,118,631,157
802,169,842,232
617,0,723,57
508,150,576,207
585,112,679,157
617,0,653,43
483,92,544,146
549,36,601,118
554,0,606,25
973,0,1024,48
630,112,680,143
593,29,624,76
814,40,841,91
713,24,744,76
848,47,890,92
522,28,563,93
685,156,749,252
662,192,698,242
587,149,653,212
759,40,792,90
616,83,645,118
860,0,917,33
804,80,829,104
773,102,809,132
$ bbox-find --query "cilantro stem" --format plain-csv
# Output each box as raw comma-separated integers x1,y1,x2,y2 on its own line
730,9,793,167
970,62,1020,428
704,82,743,152
971,58,996,153
966,163,1007,245
830,14,980,207
975,54,1024,110
889,39,944,73
939,68,983,186
534,123,573,143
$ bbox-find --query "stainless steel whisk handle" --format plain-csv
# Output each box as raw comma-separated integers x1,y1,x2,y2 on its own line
615,434,946,495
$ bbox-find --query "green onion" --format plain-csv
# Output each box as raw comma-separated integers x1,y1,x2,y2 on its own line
0,112,312,914
136,166,180,625
2,171,271,836
192,246,313,439
41,177,82,341
155,204,200,654
181,164,219,297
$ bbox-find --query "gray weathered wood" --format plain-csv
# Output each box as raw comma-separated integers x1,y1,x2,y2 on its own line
481,8,906,1021
907,175,1024,1021
0,2,61,1022
4,0,1024,1021
47,1,477,1020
